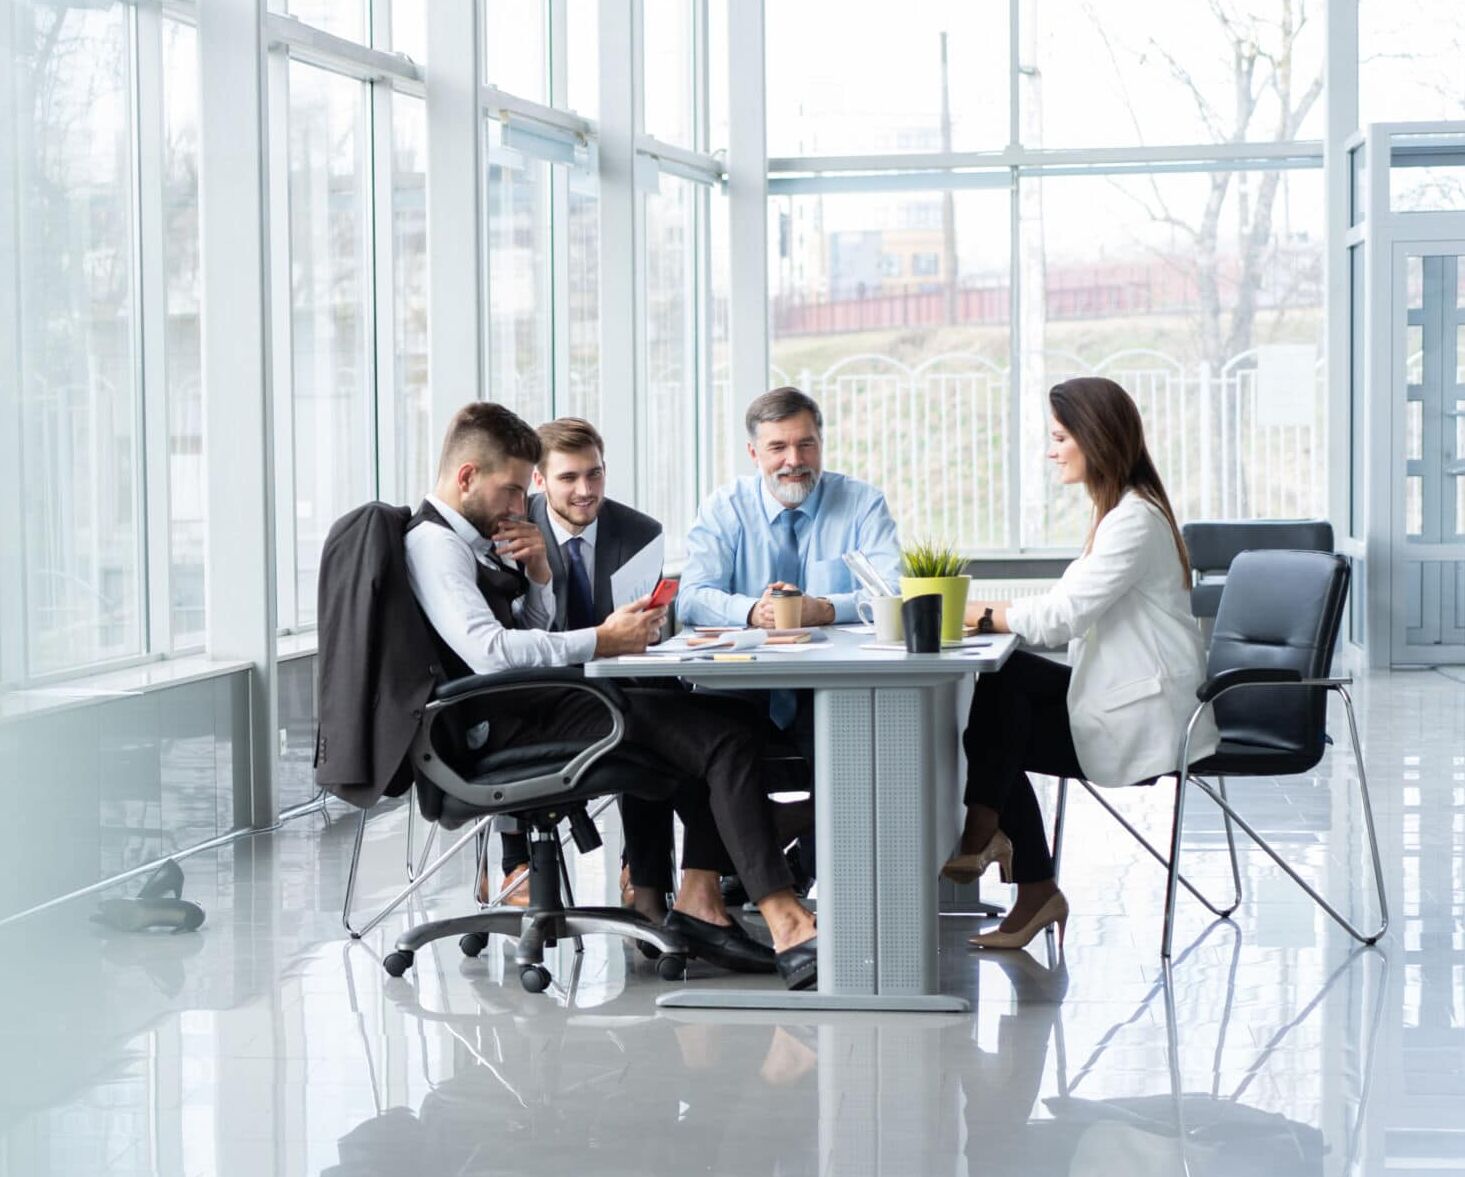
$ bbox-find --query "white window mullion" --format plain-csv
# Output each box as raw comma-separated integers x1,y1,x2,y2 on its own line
370,78,397,500
692,0,713,501
724,0,767,478
266,48,298,630
549,0,572,416
0,0,25,684
136,0,174,654
599,0,641,503
428,0,484,436
198,0,280,828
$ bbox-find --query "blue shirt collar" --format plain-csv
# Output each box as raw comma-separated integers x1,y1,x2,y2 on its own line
757,473,826,525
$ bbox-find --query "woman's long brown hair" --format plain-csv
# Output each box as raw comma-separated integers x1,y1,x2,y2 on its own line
1049,377,1190,588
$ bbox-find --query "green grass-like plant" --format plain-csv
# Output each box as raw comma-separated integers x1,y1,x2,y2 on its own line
901,540,966,579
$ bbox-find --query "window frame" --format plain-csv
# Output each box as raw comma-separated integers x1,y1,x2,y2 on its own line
264,7,424,634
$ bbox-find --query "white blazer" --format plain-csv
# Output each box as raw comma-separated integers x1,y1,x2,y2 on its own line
1005,492,1219,787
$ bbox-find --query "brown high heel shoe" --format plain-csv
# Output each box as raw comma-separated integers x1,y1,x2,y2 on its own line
941,830,1014,885
968,891,1068,952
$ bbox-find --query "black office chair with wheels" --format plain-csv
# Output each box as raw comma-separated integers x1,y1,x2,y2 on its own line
373,667,697,991
1053,549,1388,959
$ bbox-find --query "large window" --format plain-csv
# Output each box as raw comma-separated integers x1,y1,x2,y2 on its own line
392,95,431,503
770,188,1012,549
280,62,375,627
768,0,1332,551
1018,169,1325,547
486,121,553,425
268,5,430,627
765,1,1008,157
644,175,699,555
13,1,142,677
163,17,205,649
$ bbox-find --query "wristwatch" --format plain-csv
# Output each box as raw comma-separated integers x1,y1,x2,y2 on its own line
975,607,995,635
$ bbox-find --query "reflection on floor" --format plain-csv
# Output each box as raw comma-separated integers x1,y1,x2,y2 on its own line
0,667,1461,1176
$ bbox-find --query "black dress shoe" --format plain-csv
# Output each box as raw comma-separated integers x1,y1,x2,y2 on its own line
775,936,818,990
663,911,776,974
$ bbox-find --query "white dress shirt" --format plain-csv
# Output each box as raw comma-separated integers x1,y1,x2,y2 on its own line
546,513,599,589
405,494,598,673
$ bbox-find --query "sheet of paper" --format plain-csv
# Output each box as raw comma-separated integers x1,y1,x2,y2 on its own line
611,534,665,609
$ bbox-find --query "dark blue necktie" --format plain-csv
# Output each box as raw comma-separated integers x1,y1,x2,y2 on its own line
774,509,802,587
565,536,594,629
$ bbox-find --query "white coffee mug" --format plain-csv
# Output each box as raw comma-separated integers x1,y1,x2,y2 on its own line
857,594,905,643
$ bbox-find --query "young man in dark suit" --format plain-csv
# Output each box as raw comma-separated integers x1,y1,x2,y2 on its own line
490,418,673,925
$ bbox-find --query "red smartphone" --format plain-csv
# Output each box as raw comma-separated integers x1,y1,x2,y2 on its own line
646,577,678,609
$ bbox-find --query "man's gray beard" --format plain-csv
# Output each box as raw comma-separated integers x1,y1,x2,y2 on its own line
767,470,818,506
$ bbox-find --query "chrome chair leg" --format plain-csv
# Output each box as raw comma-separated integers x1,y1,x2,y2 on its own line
1215,774,1243,914
1160,770,1192,959
1051,776,1069,881
1075,778,1239,919
344,813,495,940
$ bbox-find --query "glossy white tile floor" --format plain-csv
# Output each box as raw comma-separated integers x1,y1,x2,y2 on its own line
1,667,1461,1177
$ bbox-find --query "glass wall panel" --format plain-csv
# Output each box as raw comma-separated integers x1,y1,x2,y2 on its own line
1360,0,1465,126
1029,0,1324,148
391,0,427,63
768,188,1011,550
393,95,432,502
284,63,374,625
14,0,143,675
286,0,367,44
642,0,694,147
483,0,547,100
486,121,552,425
644,175,698,557
163,17,205,649
708,190,733,491
565,0,598,117
766,0,1008,157
1017,169,1325,547
565,175,601,422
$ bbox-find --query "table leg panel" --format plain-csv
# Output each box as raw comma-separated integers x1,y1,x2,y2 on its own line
814,688,877,994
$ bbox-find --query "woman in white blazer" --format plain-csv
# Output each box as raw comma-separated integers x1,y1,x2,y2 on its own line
944,377,1219,951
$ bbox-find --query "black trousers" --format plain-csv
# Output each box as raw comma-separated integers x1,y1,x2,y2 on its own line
490,687,795,903
962,650,1083,885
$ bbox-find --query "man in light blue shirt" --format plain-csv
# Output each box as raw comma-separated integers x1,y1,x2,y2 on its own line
679,387,902,889
679,387,902,631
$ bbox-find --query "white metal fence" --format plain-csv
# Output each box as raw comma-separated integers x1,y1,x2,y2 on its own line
766,348,1327,549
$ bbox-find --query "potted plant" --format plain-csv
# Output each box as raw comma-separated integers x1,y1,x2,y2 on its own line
899,540,971,643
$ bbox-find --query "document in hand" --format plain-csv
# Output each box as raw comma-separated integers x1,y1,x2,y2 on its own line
611,535,665,609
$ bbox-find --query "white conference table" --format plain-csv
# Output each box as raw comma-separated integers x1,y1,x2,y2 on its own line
586,625,1020,1012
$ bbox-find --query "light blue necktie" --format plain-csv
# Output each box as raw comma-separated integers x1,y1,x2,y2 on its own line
770,509,802,729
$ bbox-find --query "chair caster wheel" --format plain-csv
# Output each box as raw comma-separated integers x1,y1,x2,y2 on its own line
656,954,687,982
383,950,414,977
459,932,489,958
520,964,552,993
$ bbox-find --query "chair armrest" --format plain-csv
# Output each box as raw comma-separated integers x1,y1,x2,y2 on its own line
1196,667,1301,703
414,667,631,812
429,666,630,714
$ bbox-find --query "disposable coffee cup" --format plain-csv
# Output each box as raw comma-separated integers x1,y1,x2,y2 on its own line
771,588,803,630
901,594,943,653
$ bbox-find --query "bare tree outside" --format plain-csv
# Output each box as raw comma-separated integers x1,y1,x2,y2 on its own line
1081,0,1324,515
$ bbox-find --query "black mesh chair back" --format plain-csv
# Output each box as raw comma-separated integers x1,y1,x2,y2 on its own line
1205,550,1350,775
